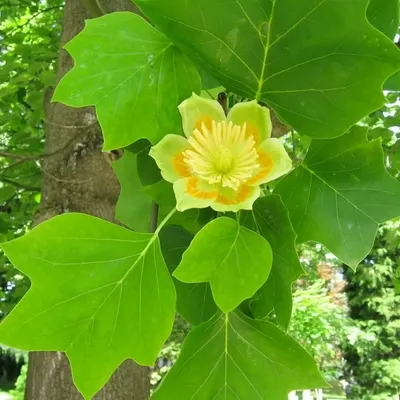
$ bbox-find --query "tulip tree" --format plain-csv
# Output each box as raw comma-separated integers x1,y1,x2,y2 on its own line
1,1,400,399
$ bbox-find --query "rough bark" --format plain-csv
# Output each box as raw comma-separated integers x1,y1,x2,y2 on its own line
25,0,151,399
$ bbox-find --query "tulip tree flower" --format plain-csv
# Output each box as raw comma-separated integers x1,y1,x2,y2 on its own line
150,93,292,212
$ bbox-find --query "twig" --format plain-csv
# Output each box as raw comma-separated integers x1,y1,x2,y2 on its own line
149,202,159,233
0,177,40,191
0,121,97,167
2,6,62,40
217,92,228,116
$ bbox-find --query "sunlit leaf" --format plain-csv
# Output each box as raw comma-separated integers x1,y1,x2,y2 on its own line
174,217,273,312
152,312,327,399
53,12,201,150
0,214,176,399
241,195,304,329
137,0,400,138
160,225,217,325
276,126,400,268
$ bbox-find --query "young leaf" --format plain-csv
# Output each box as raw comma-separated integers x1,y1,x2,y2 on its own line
241,195,304,329
174,217,273,312
112,150,152,231
152,312,327,399
275,126,400,268
52,12,201,150
136,0,400,139
160,225,218,325
0,214,176,399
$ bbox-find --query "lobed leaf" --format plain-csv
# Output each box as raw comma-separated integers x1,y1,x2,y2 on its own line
0,214,176,399
137,0,400,138
152,312,327,399
53,12,201,150
275,126,400,268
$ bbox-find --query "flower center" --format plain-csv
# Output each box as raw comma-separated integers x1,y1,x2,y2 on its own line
183,120,260,190
215,146,233,173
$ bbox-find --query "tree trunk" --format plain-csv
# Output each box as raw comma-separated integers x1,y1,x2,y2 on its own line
25,0,151,399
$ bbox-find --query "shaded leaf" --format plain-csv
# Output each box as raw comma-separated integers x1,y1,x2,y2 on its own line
276,126,400,268
367,0,400,91
152,312,327,399
0,214,176,399
241,195,304,329
0,185,15,203
137,0,400,138
112,151,152,232
160,225,217,325
174,217,272,312
144,180,201,234
53,12,201,150
367,0,399,40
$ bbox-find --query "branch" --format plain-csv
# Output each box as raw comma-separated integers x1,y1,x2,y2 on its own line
0,152,33,160
0,177,40,191
0,121,98,168
2,6,63,40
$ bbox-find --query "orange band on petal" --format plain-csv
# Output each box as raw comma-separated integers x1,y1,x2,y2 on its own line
216,186,250,205
187,177,218,199
246,150,273,185
195,115,214,132
245,122,261,145
172,152,191,178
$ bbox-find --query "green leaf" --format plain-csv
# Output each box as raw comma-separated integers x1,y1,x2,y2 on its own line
241,195,304,329
112,150,152,232
0,217,8,234
0,185,15,202
152,312,327,399
366,0,400,91
275,126,400,268
395,270,400,295
367,0,399,40
174,217,273,312
384,70,400,91
137,0,400,138
52,12,201,150
144,180,201,234
0,213,176,399
113,148,200,233
136,142,162,187
160,225,218,325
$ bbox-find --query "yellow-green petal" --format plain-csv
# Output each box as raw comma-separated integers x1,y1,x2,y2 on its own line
247,138,292,186
227,100,272,145
149,134,191,184
212,185,261,213
174,177,218,211
178,93,226,138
